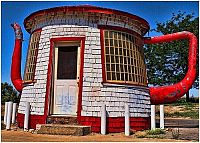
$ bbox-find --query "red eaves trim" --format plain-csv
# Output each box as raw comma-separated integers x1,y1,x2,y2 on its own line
24,5,149,34
44,37,85,123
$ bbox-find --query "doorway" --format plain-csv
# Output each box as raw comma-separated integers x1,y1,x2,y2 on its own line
52,42,80,116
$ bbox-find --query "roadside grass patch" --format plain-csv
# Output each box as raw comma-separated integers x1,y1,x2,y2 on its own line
147,129,165,135
135,129,165,138
165,110,199,119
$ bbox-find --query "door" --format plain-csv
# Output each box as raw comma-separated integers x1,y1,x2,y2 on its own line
53,44,80,116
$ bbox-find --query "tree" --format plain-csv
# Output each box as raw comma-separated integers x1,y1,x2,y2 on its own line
144,12,199,101
1,82,20,104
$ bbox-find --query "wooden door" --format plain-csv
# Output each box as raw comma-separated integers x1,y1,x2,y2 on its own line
53,46,79,115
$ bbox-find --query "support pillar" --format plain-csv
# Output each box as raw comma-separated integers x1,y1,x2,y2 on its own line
125,104,130,136
101,104,106,135
4,102,8,124
24,102,30,131
6,101,13,130
12,103,17,124
160,105,164,129
151,105,156,130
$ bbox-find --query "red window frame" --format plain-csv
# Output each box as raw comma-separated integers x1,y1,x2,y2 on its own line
99,25,147,86
23,28,42,84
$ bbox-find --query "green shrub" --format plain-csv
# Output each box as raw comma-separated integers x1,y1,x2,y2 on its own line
147,129,165,135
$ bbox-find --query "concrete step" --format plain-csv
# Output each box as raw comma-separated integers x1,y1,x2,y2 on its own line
46,116,78,125
35,124,91,136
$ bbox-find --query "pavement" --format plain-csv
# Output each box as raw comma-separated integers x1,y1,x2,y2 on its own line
156,118,199,128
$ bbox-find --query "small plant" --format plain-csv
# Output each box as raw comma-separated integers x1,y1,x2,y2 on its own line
172,128,180,139
147,129,165,135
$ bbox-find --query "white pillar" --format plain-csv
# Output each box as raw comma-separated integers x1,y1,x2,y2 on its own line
125,104,130,136
6,101,13,130
160,105,164,129
24,102,30,131
151,105,156,130
101,104,106,135
4,102,9,124
12,103,17,124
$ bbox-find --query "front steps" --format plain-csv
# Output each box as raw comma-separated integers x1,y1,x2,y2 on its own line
35,124,91,136
36,116,91,136
46,116,78,125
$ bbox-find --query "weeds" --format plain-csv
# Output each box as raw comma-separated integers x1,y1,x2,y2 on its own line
147,129,165,135
165,111,199,119
172,128,180,139
135,129,165,139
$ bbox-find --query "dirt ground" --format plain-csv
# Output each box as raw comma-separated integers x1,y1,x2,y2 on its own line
1,129,194,142
1,105,199,142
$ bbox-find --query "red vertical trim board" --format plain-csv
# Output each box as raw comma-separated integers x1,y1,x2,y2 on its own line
43,38,54,121
77,38,86,123
100,29,106,83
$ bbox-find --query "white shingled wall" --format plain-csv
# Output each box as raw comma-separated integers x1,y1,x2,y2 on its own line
19,18,150,117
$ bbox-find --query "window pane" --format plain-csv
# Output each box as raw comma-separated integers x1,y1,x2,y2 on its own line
57,46,78,79
103,30,147,85
24,30,41,81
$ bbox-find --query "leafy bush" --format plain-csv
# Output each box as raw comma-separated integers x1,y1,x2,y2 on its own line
1,82,20,104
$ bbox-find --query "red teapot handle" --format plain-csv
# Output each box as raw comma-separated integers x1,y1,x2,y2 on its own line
144,31,197,105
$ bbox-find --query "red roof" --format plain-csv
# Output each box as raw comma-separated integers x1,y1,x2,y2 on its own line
24,5,150,34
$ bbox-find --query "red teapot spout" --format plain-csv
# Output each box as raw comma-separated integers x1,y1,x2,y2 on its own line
11,23,23,92
144,31,197,105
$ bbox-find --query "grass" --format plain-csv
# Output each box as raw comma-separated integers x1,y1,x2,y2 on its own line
165,111,199,119
164,98,199,119
136,129,166,139
147,129,165,135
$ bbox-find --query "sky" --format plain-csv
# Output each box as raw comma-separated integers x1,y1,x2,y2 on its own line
1,1,199,96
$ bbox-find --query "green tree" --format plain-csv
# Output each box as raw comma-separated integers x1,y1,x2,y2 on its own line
144,12,199,101
1,82,20,104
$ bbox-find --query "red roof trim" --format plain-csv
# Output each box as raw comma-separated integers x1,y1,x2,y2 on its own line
24,5,149,34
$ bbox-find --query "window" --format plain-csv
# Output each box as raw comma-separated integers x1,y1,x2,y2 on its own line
24,30,41,82
57,46,78,79
103,30,147,86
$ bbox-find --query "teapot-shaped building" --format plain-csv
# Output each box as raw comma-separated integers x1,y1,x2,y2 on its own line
11,5,197,132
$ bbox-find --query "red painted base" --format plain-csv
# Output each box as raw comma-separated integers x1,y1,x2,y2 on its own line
17,113,46,129
17,113,150,133
79,116,150,133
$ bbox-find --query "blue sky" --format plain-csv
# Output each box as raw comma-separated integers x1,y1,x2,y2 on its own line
1,1,199,96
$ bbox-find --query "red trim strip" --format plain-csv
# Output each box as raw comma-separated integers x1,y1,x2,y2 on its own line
100,29,106,83
44,37,85,123
77,37,85,122
80,116,150,133
17,113,46,129
43,38,53,121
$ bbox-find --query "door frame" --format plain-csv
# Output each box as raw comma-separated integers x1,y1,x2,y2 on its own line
44,37,85,122
52,42,80,116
